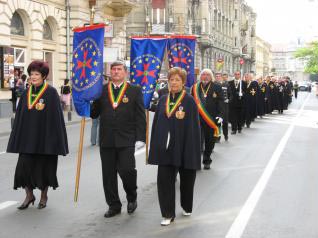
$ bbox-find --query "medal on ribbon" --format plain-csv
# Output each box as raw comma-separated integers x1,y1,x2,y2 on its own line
165,90,186,118
108,82,128,109
27,83,48,110
175,106,185,119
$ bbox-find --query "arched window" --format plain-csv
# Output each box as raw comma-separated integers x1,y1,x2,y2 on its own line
43,20,53,40
10,12,24,36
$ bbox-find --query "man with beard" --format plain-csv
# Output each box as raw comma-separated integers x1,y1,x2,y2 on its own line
192,69,223,169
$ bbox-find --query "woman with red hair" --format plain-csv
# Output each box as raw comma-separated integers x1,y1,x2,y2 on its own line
7,60,68,210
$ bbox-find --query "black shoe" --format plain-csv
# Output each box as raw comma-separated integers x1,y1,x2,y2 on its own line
127,201,137,214
37,197,48,209
17,196,36,210
238,130,242,133
231,131,236,135
104,208,121,218
225,135,228,141
246,124,250,128
203,164,210,170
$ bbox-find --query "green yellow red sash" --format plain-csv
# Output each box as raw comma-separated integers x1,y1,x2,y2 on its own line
27,83,48,110
192,83,220,137
108,82,128,109
165,90,186,118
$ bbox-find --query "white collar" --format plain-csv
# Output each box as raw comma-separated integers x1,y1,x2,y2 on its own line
112,82,124,88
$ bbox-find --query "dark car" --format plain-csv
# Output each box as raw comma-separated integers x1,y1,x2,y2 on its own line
298,82,309,91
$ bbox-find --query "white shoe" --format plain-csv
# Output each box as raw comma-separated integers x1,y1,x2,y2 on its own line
182,210,192,216
161,217,174,226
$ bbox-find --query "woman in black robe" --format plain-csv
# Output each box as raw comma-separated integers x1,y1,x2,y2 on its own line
7,60,68,210
148,67,201,226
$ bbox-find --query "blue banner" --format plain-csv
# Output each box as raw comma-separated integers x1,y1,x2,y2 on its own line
71,24,105,117
167,36,196,87
130,38,167,109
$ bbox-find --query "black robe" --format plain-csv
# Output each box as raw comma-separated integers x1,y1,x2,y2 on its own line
7,85,68,156
268,81,277,111
91,82,146,147
257,82,267,116
148,92,201,170
245,80,259,122
276,83,285,111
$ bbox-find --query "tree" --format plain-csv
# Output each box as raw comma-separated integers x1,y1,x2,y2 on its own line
294,41,318,74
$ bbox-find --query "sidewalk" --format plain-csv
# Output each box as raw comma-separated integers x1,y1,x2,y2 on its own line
0,110,85,137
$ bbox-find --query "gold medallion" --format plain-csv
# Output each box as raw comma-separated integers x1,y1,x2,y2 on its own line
35,102,45,110
175,106,185,119
212,92,217,98
122,95,129,103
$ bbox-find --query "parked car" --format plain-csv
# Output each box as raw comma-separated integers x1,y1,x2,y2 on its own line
298,82,309,91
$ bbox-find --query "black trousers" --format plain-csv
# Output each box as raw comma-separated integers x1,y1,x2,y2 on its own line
222,103,229,137
230,106,245,132
201,124,215,165
100,147,137,210
157,166,196,218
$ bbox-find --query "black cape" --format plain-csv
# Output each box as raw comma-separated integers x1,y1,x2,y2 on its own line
7,85,69,156
148,92,201,170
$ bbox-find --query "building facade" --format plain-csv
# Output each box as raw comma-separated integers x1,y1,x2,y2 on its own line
0,0,137,90
126,0,257,76
271,42,309,81
255,36,271,76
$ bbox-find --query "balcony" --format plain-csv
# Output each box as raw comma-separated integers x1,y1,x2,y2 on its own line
101,0,137,17
232,47,241,57
198,33,213,49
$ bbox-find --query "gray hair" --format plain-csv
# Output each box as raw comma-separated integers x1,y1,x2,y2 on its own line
199,68,215,81
111,60,127,71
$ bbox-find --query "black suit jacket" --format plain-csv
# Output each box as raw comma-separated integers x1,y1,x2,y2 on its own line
228,79,247,108
91,82,146,148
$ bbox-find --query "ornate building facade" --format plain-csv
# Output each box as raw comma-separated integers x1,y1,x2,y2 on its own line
126,0,257,76
0,0,137,90
255,36,271,77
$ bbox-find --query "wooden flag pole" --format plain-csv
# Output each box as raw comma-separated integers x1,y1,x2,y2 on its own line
74,118,86,202
74,3,95,202
145,110,150,164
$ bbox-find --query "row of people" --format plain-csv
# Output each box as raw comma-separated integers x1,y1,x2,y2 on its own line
6,60,294,228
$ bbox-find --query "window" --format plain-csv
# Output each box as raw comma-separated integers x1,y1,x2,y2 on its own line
43,20,53,40
11,12,24,36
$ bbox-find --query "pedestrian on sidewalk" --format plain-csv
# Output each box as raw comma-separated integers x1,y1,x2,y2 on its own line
90,60,146,218
148,67,201,226
7,60,69,210
60,79,71,111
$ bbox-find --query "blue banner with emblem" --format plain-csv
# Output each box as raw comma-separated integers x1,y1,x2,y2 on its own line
167,36,196,87
71,24,105,117
130,37,167,109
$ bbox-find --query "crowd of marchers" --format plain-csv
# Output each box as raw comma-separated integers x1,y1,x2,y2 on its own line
6,59,301,228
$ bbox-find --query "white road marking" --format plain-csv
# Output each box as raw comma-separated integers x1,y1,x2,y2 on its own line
225,94,310,238
0,201,18,210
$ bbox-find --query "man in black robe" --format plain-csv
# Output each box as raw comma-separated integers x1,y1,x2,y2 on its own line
244,73,258,128
257,77,267,117
91,60,146,218
192,69,223,169
228,70,247,134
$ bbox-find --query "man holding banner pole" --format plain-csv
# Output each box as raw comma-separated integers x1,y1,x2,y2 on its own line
90,60,146,218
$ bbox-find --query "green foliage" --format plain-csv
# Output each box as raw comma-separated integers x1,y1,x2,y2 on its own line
294,41,318,74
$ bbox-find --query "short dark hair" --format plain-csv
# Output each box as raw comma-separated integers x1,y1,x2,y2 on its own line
110,60,127,71
27,60,49,79
21,74,27,81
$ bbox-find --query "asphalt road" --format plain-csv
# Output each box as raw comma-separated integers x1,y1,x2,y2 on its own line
0,91,317,238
